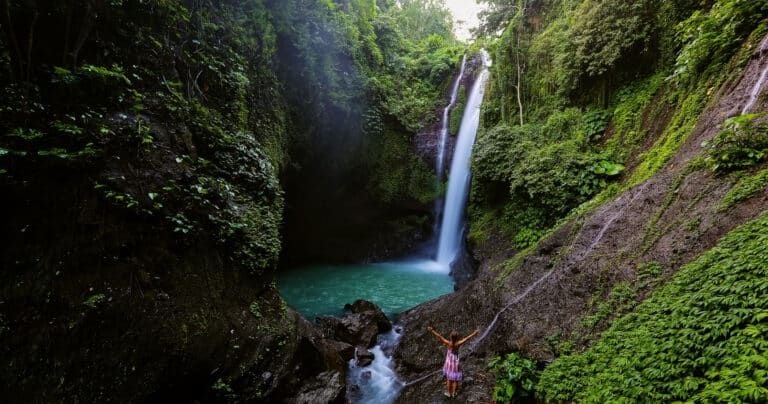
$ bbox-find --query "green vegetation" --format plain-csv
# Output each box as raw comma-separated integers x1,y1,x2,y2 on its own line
538,213,768,402
82,293,107,308
469,0,768,249
704,114,768,173
449,85,468,135
488,352,539,402
721,167,768,210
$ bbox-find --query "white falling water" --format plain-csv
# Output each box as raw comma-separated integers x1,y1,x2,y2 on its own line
436,51,492,268
347,329,403,404
436,55,468,180
433,55,467,234
742,35,768,115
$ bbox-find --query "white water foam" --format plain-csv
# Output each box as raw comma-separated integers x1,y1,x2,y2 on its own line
348,330,404,404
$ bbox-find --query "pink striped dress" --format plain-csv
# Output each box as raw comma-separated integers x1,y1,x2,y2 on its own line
443,348,462,381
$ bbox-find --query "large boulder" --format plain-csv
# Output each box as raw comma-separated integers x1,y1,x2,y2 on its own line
317,300,392,348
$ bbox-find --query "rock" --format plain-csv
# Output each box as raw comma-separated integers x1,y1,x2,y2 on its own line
345,299,392,333
355,347,375,367
316,301,392,348
339,313,381,347
344,299,379,313
291,370,345,404
313,338,355,373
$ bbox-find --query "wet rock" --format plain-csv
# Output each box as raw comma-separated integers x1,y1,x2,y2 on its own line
313,338,355,373
345,299,392,332
291,370,345,404
316,301,392,347
355,347,375,367
340,314,381,347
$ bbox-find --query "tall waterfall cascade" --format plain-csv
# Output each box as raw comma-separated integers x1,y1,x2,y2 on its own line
436,50,492,267
433,55,467,234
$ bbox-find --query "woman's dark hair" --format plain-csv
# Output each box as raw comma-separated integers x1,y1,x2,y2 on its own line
450,331,459,344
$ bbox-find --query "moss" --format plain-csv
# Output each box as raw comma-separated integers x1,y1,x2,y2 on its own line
448,84,467,135
628,84,710,187
720,166,768,210
639,157,706,253
82,293,107,308
605,73,666,162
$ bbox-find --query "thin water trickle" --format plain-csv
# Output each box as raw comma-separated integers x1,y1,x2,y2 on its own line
742,65,768,115
742,36,768,115
469,184,647,351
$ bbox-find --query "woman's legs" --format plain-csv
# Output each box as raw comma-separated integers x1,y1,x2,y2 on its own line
445,380,451,396
449,381,458,397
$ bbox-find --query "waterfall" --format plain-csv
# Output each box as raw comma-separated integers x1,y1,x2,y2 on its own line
436,51,492,267
433,55,467,235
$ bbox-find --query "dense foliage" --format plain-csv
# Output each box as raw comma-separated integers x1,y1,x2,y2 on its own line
488,352,539,402
0,0,288,273
469,0,768,249
704,114,768,173
0,0,467,269
538,213,768,402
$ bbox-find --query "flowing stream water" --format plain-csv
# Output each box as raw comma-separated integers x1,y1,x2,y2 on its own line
278,51,492,403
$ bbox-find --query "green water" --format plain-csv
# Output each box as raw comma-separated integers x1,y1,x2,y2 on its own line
278,261,454,318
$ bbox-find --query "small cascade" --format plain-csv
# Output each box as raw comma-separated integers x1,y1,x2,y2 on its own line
436,50,492,267
347,329,404,404
433,56,468,235
742,35,768,115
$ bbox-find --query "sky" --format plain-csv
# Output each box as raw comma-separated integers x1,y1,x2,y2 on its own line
444,0,485,41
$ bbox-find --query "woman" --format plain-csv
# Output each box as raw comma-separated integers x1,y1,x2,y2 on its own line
427,325,480,398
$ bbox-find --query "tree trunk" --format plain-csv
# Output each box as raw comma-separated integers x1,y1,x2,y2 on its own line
1,0,24,79
25,9,39,81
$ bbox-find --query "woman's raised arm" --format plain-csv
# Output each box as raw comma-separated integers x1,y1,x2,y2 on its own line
427,326,450,345
457,329,480,346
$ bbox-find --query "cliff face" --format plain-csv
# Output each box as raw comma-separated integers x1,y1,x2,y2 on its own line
414,54,484,170
0,1,341,401
0,1,466,401
393,28,768,404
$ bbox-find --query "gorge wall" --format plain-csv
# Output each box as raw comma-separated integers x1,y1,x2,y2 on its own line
0,0,461,402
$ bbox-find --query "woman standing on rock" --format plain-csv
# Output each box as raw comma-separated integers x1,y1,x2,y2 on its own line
427,326,480,398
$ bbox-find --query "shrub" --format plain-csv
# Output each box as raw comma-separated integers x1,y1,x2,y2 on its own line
488,352,539,403
704,114,768,172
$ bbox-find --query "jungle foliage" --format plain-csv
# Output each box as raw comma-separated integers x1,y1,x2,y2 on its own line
538,213,768,402
469,0,768,248
477,0,768,401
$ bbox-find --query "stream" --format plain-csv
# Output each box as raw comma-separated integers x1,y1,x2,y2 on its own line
279,51,491,403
